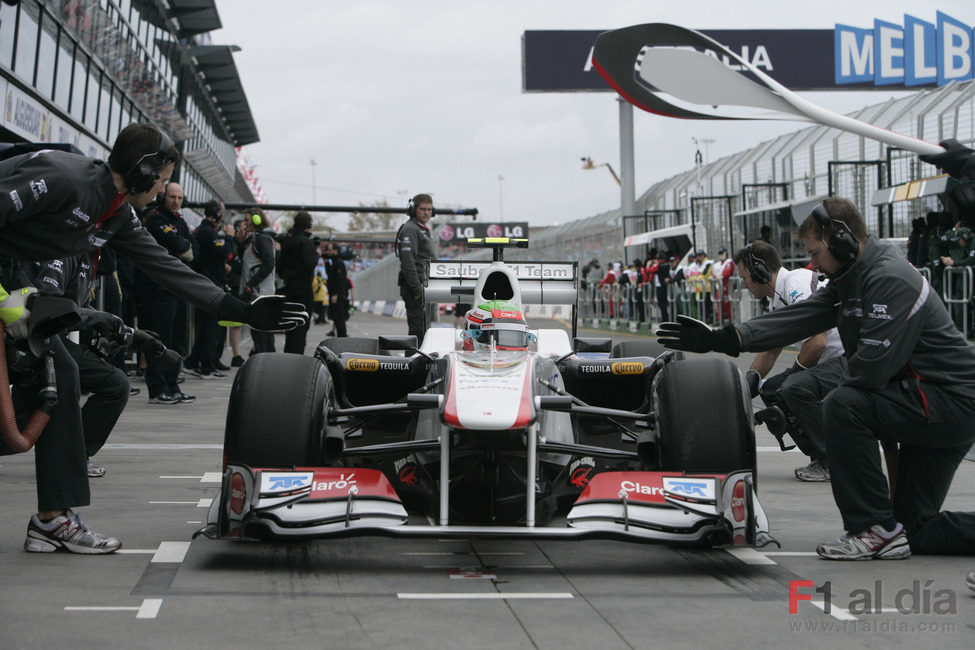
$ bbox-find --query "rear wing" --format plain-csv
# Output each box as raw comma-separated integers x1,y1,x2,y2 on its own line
425,258,579,337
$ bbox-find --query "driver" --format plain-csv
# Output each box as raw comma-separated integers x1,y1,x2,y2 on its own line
462,300,533,352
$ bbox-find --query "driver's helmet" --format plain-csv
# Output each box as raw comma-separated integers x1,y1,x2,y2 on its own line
463,300,530,351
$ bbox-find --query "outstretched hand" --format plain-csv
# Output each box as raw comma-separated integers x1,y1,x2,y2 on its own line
655,315,741,357
246,295,309,332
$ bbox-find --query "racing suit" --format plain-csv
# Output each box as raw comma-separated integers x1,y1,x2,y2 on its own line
396,218,435,344
737,236,975,553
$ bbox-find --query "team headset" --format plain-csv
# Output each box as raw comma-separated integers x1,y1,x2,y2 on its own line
743,243,772,285
811,202,858,263
123,131,174,195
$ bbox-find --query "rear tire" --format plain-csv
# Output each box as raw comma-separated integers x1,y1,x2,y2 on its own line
224,354,331,467
654,358,756,477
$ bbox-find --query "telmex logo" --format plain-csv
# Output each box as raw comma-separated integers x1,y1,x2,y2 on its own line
346,358,379,371
836,12,974,86
611,362,644,375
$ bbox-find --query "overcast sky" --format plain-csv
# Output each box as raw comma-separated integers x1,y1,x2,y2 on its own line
212,1,974,229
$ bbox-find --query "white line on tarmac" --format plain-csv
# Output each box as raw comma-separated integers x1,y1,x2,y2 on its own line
725,548,778,565
150,501,199,505
398,593,574,600
809,600,858,621
201,472,222,482
152,541,191,563
197,498,213,507
116,549,157,554
762,552,818,556
64,598,163,620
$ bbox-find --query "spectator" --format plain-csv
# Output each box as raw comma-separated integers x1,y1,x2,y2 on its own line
312,272,328,325
278,212,319,354
711,247,735,323
141,181,197,405
323,240,350,337
186,199,229,377
395,193,436,345
224,218,247,366
659,197,975,559
653,252,672,322
0,123,306,554
240,209,277,354
733,240,844,482
939,225,975,336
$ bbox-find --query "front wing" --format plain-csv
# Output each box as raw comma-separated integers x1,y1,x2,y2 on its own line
198,465,775,548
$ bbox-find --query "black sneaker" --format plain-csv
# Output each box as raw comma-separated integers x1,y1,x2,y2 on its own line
231,355,245,367
25,510,121,554
214,360,230,371
175,391,196,404
148,393,180,405
129,386,141,396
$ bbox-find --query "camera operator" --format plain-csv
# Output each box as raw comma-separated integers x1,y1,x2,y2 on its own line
0,123,306,554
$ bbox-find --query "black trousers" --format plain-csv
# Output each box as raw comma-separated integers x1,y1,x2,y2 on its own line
776,357,845,464
144,290,180,397
189,307,224,372
401,289,425,345
328,298,348,338
65,339,129,457
824,380,975,554
2,337,89,512
655,286,669,322
284,291,314,354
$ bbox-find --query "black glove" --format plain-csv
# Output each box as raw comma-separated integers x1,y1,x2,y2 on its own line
920,139,975,180
78,308,124,337
219,294,308,332
744,369,761,399
655,315,740,357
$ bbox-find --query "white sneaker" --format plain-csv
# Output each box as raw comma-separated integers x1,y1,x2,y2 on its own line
816,523,911,561
25,510,122,554
795,460,830,482
86,459,106,478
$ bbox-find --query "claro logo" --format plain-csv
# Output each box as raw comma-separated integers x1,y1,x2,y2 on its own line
346,358,379,372
611,362,644,375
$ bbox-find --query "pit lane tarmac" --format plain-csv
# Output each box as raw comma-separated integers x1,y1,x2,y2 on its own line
1,312,972,648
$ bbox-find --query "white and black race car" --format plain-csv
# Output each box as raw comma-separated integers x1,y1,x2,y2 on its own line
197,239,775,550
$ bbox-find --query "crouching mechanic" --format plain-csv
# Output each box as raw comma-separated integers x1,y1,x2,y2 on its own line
734,241,844,482
0,123,307,554
657,197,975,560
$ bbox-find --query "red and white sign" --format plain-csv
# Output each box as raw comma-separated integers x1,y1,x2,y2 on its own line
306,468,399,500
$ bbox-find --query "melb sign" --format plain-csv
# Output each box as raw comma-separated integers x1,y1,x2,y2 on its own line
522,10,973,92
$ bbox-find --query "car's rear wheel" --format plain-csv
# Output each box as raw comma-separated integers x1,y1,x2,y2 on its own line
654,358,756,477
224,353,332,467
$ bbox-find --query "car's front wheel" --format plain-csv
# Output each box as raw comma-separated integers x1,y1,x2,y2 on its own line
653,357,756,478
224,353,332,467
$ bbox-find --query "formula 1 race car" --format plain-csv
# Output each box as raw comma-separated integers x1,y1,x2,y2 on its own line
198,240,775,549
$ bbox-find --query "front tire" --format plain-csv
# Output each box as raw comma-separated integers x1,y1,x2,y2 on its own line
654,358,756,477
224,354,331,467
